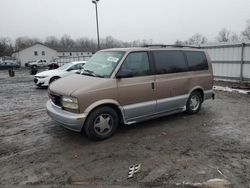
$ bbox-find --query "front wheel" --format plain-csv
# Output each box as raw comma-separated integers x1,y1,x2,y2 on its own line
186,91,202,114
84,106,119,140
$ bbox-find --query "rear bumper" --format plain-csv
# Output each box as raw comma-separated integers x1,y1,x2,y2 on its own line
46,100,87,132
204,89,215,100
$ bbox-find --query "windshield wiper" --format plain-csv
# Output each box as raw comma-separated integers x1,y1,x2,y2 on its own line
81,68,104,78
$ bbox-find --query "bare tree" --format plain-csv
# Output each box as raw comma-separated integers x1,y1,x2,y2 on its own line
0,37,13,57
242,19,250,40
15,37,40,51
229,32,241,42
216,28,231,42
44,36,60,48
60,34,75,48
75,37,97,52
187,33,208,45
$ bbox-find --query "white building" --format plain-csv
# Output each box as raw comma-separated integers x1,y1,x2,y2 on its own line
12,43,92,67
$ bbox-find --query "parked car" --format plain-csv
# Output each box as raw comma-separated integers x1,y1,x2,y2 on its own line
26,59,57,68
34,61,86,87
0,59,20,69
47,46,214,140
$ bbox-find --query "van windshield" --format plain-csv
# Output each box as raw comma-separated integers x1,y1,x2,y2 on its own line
81,51,125,78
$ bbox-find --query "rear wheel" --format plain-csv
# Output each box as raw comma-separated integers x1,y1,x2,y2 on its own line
186,91,202,114
84,106,119,140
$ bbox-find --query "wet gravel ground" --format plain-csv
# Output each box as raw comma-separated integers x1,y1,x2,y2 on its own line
0,69,250,188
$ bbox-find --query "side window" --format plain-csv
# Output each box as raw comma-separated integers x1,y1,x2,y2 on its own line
120,52,150,77
185,51,208,71
153,51,188,74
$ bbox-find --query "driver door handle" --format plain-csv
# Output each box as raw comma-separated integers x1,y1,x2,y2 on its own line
151,82,155,90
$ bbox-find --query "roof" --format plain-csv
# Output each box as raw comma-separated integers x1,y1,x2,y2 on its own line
13,42,91,53
100,46,204,52
55,48,91,52
13,42,57,53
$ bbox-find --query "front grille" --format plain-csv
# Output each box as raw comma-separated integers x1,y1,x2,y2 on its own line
49,94,61,107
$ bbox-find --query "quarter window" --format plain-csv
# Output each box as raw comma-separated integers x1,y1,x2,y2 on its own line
185,51,208,71
120,52,150,77
153,51,188,74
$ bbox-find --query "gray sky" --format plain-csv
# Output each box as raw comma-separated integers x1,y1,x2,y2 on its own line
1,0,250,43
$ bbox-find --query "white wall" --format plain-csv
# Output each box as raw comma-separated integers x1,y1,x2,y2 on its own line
13,44,58,67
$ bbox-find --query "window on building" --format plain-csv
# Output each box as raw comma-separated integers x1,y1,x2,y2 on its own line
120,52,151,77
81,52,83,55
185,51,208,71
42,51,45,56
62,53,65,56
34,51,38,56
153,51,188,74
70,52,72,56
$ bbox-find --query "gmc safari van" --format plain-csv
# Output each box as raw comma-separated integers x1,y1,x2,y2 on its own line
47,46,214,140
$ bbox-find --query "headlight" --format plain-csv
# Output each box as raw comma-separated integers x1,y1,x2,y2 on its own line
61,96,79,110
36,76,48,79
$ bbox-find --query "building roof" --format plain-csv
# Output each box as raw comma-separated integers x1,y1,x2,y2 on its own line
55,48,91,52
14,42,91,53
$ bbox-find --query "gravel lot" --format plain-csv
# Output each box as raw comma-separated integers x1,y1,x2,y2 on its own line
0,70,250,188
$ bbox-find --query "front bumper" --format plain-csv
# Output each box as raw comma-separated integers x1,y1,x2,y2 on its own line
34,77,49,87
46,100,87,132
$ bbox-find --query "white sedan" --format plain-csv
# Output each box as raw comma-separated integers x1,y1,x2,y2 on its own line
34,61,86,87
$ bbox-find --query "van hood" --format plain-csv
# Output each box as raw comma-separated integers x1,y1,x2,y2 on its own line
49,74,111,96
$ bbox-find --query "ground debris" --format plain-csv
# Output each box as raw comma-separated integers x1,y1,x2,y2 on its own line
175,178,232,188
128,164,141,178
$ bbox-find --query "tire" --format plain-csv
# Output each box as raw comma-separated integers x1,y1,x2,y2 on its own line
186,91,202,114
84,106,119,140
49,76,60,84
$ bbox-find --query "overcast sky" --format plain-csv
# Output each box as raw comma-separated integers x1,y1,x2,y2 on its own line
1,0,250,43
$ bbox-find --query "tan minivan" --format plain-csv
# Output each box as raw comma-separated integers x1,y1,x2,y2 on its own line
47,46,214,140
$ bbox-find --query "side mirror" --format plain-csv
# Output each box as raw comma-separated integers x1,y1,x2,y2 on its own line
116,69,133,79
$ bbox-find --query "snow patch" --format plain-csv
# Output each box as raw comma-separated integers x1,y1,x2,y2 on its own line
213,85,250,95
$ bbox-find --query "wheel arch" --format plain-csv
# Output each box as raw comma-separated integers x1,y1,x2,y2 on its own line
188,86,205,102
49,76,61,84
83,100,125,125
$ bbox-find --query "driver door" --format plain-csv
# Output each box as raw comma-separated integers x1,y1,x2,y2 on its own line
117,52,156,122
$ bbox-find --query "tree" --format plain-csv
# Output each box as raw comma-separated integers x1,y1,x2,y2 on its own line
15,37,40,51
44,36,60,48
60,34,74,48
0,37,13,57
216,28,231,42
242,19,250,40
187,33,208,45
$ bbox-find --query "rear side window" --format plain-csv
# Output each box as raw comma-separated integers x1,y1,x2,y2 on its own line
153,51,188,74
185,51,208,71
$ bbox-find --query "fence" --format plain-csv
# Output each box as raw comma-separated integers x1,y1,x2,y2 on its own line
55,55,92,66
202,42,250,83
